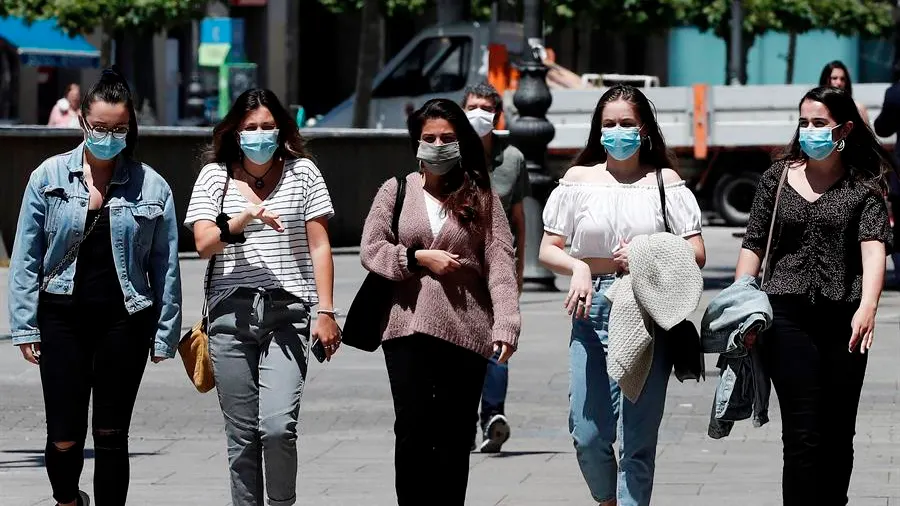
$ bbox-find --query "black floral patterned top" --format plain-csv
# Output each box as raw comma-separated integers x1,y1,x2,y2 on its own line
743,161,893,303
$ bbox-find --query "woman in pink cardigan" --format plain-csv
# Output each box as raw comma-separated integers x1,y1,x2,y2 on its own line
360,98,521,505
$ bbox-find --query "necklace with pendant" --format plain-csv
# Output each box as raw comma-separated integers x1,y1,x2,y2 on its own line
242,161,274,189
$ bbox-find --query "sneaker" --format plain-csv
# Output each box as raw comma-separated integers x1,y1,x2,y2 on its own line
479,414,510,453
78,490,90,506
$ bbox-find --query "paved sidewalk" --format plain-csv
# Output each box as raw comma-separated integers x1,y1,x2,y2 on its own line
0,228,898,505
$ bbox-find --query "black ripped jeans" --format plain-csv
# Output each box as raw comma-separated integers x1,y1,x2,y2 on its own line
38,294,154,505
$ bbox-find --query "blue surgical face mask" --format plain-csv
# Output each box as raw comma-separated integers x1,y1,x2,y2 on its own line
601,126,642,161
799,125,841,160
240,129,280,164
84,131,127,161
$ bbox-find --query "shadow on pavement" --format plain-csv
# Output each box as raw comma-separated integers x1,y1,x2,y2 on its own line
0,449,160,469
488,450,568,458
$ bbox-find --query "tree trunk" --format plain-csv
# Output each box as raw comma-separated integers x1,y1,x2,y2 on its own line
436,0,467,25
351,0,383,128
785,32,797,84
723,32,753,85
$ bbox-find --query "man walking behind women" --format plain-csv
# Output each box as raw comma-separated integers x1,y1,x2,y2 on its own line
461,82,529,453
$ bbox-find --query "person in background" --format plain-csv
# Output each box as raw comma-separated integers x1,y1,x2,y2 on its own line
185,88,340,506
360,98,520,505
820,60,869,123
9,67,182,506
737,86,893,506
539,84,705,506
461,82,529,453
47,83,81,128
872,66,900,282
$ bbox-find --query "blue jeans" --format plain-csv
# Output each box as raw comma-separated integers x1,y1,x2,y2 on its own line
569,275,672,506
480,351,508,427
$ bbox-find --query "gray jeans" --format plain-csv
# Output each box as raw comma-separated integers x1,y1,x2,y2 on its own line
209,287,311,506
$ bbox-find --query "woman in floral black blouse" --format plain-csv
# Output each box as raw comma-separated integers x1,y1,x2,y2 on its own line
736,86,894,506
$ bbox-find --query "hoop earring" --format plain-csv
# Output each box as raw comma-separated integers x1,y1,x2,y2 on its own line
837,139,846,152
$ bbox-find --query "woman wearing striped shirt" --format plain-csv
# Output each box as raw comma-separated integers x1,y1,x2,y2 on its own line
185,89,339,506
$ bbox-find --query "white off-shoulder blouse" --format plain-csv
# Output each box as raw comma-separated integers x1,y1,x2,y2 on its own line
543,180,702,259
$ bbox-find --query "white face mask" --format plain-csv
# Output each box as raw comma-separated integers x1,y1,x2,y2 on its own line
465,108,495,137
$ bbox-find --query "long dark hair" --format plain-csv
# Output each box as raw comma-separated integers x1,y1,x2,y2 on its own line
780,86,894,191
407,98,491,225
81,66,137,159
819,60,853,97
203,88,308,167
572,84,675,170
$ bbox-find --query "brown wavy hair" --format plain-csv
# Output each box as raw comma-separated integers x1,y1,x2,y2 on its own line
203,88,308,168
407,98,491,225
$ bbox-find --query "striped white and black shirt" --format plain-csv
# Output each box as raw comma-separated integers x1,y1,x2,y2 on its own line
184,159,334,308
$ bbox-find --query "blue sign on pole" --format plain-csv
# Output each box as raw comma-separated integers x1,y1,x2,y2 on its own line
199,17,245,63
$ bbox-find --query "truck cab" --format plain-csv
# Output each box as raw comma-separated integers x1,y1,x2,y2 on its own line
315,21,524,129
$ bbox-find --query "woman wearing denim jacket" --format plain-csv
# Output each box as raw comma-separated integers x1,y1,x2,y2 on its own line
539,85,706,506
7,67,182,506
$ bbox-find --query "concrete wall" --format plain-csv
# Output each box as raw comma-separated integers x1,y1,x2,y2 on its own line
0,127,415,252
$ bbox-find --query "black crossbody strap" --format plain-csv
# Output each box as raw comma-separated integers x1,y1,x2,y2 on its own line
391,175,406,238
656,169,672,233
202,172,231,318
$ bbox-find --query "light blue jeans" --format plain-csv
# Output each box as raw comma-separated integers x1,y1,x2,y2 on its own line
569,275,672,506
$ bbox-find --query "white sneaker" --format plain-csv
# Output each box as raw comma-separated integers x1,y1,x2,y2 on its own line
479,414,511,453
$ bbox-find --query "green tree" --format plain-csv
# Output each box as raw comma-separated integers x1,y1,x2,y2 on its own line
664,0,895,84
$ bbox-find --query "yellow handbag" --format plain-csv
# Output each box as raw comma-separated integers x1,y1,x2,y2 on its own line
178,317,215,393
178,174,229,393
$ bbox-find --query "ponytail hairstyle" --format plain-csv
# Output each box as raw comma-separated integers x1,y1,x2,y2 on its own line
81,65,138,159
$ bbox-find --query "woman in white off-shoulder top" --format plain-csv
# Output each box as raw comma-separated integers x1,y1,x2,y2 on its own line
538,85,706,506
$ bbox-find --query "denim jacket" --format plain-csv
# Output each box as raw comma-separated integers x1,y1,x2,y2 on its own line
8,143,182,358
700,275,773,439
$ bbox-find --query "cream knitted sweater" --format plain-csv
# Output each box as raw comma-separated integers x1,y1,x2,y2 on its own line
605,233,703,401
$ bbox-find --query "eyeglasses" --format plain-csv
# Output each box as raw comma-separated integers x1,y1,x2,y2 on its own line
83,120,129,140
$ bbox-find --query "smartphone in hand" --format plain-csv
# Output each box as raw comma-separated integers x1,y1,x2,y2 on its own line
311,339,327,363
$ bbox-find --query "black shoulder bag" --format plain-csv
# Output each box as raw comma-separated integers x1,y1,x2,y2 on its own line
656,169,704,382
342,176,407,352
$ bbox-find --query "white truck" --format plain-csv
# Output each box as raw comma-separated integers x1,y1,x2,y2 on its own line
314,21,895,226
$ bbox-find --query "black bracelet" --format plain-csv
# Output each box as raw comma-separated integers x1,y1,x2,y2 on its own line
406,246,422,271
216,213,246,244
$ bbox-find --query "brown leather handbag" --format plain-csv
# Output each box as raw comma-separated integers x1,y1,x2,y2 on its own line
178,174,230,393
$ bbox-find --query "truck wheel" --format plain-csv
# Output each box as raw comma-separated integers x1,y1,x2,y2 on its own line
713,172,761,226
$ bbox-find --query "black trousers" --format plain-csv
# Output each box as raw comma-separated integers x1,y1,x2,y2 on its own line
38,295,154,505
763,296,868,506
383,334,488,506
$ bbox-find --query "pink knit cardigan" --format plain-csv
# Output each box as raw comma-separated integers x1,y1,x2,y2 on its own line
360,173,521,357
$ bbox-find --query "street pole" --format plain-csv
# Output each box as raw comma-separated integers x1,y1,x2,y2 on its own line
182,19,206,125
509,0,556,290
729,0,743,85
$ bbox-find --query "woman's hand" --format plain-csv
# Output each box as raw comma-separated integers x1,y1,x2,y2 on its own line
415,249,460,275
565,260,593,319
313,313,342,361
849,303,877,353
493,342,515,364
151,356,168,364
242,205,284,233
18,343,39,365
612,240,630,274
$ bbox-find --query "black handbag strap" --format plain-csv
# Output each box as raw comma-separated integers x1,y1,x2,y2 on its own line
656,169,672,233
391,175,406,239
202,172,231,318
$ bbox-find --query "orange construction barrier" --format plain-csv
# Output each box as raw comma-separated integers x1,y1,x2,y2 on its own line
692,83,709,160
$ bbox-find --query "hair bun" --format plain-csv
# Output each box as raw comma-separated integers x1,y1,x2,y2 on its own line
100,65,131,93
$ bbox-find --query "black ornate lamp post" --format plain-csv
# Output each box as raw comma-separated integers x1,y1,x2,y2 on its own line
181,19,206,126
509,0,556,289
